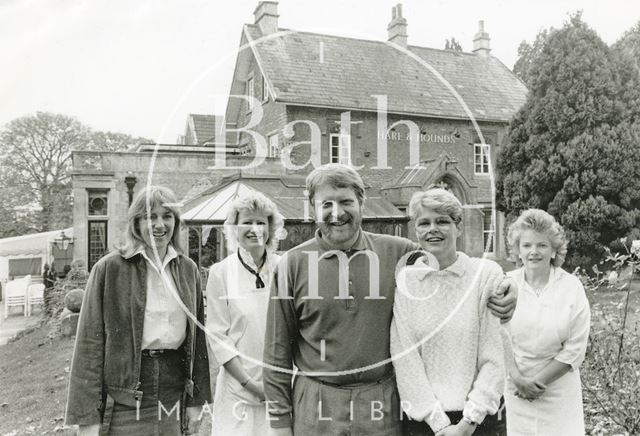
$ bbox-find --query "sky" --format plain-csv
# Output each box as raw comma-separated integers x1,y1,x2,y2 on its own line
1,0,638,143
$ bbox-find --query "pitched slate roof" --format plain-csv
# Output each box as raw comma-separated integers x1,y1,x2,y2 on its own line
182,175,407,223
189,114,219,144
245,25,527,122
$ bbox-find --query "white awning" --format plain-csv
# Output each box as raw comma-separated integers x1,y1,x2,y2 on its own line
0,228,73,257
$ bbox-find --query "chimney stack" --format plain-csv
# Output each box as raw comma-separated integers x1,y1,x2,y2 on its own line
387,4,408,47
254,1,279,35
472,20,491,57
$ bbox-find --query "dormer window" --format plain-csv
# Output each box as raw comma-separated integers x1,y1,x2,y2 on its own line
246,77,254,111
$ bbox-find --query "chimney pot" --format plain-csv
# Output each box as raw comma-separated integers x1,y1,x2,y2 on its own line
387,3,408,48
473,20,491,57
254,1,279,35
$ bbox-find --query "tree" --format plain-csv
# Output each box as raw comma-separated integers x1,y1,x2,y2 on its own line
0,165,40,237
444,38,463,51
613,21,640,69
612,21,640,124
88,131,151,152
0,112,151,237
496,14,640,269
0,112,90,234
512,29,549,86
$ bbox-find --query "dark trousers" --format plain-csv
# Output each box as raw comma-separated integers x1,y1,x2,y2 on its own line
292,373,403,436
402,409,507,436
103,350,186,436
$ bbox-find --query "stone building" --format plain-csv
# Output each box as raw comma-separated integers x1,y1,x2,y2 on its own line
71,145,251,269
222,1,528,258
71,2,528,270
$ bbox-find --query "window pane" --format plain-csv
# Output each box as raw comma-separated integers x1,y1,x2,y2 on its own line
474,144,490,174
88,221,108,269
262,76,268,101
88,191,108,216
482,210,495,252
269,134,279,158
330,135,339,163
247,78,254,110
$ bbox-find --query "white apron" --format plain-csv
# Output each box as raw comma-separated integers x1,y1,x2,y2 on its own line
206,251,279,436
504,267,590,436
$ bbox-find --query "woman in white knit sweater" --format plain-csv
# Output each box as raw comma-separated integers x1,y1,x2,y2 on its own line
391,188,506,436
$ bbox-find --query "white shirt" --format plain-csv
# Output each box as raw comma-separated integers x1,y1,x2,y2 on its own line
138,245,188,350
503,266,591,436
206,248,280,372
506,266,591,375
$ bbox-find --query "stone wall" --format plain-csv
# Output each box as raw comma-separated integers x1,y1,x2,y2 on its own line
71,150,286,268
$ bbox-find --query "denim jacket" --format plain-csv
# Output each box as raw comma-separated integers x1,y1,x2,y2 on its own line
65,249,211,425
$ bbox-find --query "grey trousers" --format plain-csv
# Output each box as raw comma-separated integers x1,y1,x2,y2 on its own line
292,373,403,436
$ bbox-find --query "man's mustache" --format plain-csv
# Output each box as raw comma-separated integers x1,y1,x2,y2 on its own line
323,213,352,224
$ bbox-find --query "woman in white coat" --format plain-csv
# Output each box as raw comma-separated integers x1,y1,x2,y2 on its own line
504,209,591,436
205,191,285,435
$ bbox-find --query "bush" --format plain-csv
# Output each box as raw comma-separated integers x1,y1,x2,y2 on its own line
578,246,640,435
45,261,89,338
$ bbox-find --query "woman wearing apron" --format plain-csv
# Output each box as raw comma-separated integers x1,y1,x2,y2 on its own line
206,191,284,435
504,209,591,435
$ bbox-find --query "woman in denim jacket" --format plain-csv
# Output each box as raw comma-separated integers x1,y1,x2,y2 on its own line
65,186,211,435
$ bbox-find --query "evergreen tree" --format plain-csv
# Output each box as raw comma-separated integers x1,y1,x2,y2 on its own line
512,29,549,87
497,14,640,268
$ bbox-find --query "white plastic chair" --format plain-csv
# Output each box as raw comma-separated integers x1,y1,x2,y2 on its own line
3,278,29,319
27,283,45,316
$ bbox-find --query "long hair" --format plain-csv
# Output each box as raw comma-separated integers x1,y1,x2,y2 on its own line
119,185,184,258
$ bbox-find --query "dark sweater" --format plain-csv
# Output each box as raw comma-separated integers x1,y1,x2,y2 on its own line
263,230,418,428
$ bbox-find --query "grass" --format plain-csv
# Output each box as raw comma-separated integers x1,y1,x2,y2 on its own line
588,278,640,327
0,323,213,436
0,324,75,435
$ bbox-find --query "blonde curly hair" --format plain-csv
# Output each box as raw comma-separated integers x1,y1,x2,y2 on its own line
223,190,286,253
507,208,568,267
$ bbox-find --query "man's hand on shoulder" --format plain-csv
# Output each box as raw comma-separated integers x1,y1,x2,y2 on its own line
488,275,518,323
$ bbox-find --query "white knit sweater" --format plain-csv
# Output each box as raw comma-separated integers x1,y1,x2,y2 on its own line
390,252,505,433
